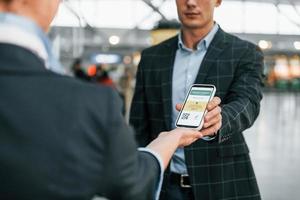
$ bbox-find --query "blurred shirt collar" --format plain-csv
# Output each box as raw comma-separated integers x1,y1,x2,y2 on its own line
178,23,219,52
0,13,65,74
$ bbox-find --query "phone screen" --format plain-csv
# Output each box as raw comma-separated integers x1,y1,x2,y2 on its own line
176,86,215,128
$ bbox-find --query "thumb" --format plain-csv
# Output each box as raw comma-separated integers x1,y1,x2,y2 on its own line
176,103,183,111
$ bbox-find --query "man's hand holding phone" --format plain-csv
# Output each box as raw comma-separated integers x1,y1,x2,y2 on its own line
176,96,222,137
202,97,222,136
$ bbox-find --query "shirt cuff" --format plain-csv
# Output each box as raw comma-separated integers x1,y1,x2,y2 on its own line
202,135,217,141
138,147,164,200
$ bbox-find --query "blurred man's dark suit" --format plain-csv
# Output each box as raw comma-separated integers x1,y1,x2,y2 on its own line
130,28,264,200
0,43,160,200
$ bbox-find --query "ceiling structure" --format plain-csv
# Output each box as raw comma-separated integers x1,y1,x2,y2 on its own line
67,0,300,5
53,0,300,64
60,0,300,30
226,0,300,4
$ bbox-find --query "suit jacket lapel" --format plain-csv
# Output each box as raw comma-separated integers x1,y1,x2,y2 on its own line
160,37,178,130
194,28,229,84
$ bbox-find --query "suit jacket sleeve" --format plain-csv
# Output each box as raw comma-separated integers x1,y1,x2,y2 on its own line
102,89,160,200
218,44,264,143
129,51,152,147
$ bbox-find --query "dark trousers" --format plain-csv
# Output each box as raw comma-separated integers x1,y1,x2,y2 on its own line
159,173,195,200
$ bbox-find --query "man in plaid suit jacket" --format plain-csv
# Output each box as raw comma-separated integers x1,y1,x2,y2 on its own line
130,0,264,199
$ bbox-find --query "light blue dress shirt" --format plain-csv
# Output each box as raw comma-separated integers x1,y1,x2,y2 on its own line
170,24,219,174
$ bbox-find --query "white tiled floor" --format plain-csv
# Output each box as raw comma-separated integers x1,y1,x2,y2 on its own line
245,92,300,200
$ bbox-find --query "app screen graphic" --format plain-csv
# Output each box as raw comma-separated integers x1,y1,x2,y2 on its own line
177,87,213,127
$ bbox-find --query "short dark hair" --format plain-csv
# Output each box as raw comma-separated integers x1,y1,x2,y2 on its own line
0,0,13,3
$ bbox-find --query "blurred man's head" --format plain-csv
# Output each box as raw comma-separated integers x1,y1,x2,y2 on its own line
176,0,222,31
0,0,60,32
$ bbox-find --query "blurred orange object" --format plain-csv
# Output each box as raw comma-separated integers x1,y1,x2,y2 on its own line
87,65,97,77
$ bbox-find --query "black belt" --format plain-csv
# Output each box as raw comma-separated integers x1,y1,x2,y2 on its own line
169,173,192,188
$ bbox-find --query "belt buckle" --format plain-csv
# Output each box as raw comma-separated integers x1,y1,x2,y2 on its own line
180,174,191,188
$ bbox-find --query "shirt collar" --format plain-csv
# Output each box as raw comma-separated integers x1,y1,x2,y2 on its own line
178,23,219,52
0,13,65,74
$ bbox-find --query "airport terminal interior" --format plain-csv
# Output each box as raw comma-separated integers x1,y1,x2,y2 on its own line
48,0,300,199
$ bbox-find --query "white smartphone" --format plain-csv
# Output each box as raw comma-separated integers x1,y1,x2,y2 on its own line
175,84,216,130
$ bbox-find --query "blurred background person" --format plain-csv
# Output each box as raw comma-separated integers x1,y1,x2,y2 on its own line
95,64,115,88
71,57,91,81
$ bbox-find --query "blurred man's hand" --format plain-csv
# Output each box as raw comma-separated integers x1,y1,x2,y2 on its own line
175,97,222,137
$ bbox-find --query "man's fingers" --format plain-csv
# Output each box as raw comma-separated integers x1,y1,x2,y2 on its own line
203,114,222,129
205,106,222,122
178,129,203,147
188,129,203,139
194,131,203,139
201,122,222,136
176,103,183,111
190,131,203,143
207,97,221,110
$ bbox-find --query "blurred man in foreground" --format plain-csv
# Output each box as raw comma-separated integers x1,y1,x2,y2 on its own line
0,0,203,199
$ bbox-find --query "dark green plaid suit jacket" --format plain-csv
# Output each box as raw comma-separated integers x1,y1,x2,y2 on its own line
130,28,264,200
